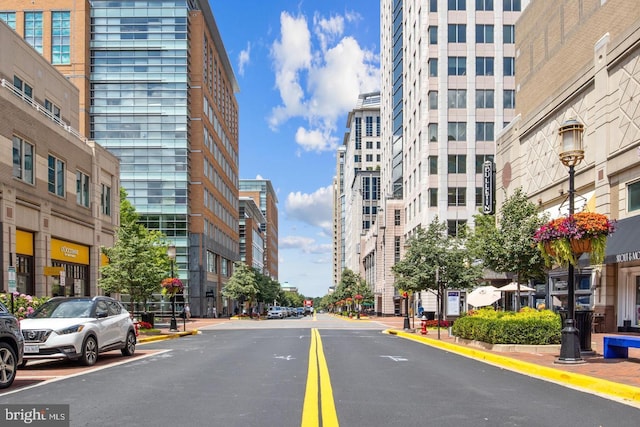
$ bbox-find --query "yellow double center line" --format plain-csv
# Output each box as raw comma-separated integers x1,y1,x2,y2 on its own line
301,328,339,427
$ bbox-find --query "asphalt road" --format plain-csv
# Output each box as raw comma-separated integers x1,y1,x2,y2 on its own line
2,315,639,426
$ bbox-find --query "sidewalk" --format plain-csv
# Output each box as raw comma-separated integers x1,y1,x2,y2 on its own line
142,315,640,406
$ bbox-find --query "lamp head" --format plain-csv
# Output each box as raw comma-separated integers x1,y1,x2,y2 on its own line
558,119,585,167
167,244,176,260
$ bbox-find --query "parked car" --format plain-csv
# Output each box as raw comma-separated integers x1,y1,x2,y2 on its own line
20,296,136,366
0,300,24,389
296,307,305,316
267,306,285,319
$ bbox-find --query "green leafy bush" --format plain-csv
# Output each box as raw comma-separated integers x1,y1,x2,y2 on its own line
451,307,561,345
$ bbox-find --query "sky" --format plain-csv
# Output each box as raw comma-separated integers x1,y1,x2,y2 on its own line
209,1,381,297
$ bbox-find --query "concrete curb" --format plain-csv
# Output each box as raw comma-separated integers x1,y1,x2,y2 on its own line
384,329,640,405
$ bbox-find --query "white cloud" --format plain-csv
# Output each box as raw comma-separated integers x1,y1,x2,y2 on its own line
285,185,333,233
280,236,332,255
268,9,379,153
294,127,338,152
238,42,251,76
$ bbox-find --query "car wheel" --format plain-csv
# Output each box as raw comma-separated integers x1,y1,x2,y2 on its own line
0,342,18,389
121,331,136,356
79,336,98,366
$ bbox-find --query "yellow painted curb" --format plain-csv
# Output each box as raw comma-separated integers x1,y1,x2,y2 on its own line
384,329,640,405
138,329,199,343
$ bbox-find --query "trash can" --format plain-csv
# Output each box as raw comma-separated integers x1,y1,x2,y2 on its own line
558,310,593,353
141,312,155,328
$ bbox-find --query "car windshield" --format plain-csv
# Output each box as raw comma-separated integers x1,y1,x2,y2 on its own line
30,299,93,319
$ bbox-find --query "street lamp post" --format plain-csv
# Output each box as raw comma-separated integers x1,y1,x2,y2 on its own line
557,119,585,364
403,291,410,330
167,244,178,332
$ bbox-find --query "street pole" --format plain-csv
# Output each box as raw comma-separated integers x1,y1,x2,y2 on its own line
403,292,410,330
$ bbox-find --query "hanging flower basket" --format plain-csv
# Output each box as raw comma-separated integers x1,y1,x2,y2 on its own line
570,238,592,255
533,212,615,267
161,277,184,297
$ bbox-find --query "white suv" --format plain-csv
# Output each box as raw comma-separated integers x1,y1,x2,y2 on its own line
20,296,136,366
267,306,285,319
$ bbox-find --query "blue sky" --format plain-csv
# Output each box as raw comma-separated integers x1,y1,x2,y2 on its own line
209,1,381,297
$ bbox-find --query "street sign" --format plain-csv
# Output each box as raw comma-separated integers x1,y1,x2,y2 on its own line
8,266,16,293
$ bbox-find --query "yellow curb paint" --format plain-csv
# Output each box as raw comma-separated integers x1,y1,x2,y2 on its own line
301,328,340,427
384,329,640,406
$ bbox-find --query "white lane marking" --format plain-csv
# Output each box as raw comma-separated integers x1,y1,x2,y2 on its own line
380,355,408,362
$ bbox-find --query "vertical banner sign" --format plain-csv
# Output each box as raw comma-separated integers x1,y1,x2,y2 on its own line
482,161,495,214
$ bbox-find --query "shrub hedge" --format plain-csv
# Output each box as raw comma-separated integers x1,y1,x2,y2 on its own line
451,307,561,345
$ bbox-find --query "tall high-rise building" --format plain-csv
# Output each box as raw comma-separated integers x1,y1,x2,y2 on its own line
340,92,382,275
373,0,527,315
332,146,347,287
239,179,278,281
1,1,240,317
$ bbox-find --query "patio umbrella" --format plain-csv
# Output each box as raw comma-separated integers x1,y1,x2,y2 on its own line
499,282,535,292
467,286,502,307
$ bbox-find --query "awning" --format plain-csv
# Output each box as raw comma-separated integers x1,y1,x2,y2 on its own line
604,215,640,264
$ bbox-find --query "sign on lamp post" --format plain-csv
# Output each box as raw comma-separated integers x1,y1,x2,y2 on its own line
8,266,16,293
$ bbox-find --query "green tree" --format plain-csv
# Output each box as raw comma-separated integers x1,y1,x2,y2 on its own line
392,217,482,294
222,262,258,309
468,187,549,310
99,188,170,313
253,269,280,305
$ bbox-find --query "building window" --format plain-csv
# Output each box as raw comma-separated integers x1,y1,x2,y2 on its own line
430,0,438,12
476,57,494,76
12,136,34,185
366,141,373,149
428,91,438,109
448,24,466,43
354,155,361,163
476,122,495,141
48,155,65,197
366,116,374,136
394,236,401,263
448,187,466,206
476,24,494,43
394,209,401,226
45,99,62,123
448,122,467,141
0,12,16,29
475,154,494,173
376,117,380,136
51,11,71,64
428,58,438,77
429,26,438,44
504,57,515,76
629,181,640,212
366,154,373,162
24,12,43,54
476,90,495,108
428,156,438,174
476,0,494,11
448,57,466,76
13,76,33,99
76,171,90,208
504,89,515,108
448,89,467,108
447,220,467,237
504,25,515,43
503,0,521,12
428,188,438,207
475,187,483,206
101,184,111,216
448,0,466,11
428,123,438,142
448,155,467,173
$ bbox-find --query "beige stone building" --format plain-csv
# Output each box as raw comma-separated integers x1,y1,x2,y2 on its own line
0,20,119,297
496,0,640,332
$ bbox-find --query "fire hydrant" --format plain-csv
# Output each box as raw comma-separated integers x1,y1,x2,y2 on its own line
420,314,428,335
